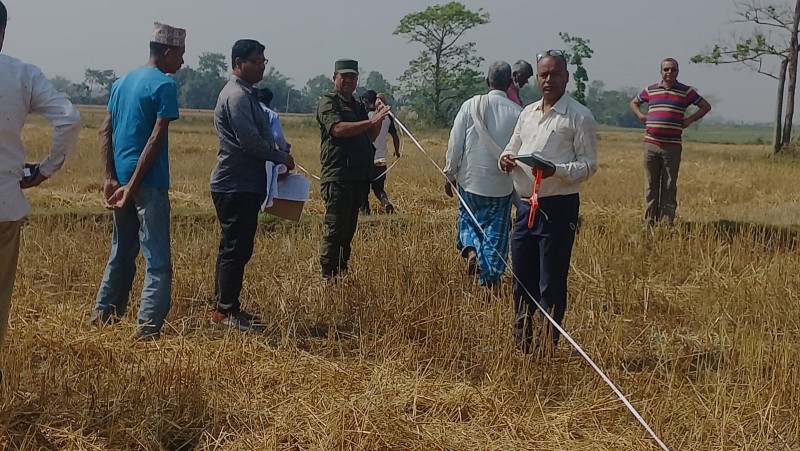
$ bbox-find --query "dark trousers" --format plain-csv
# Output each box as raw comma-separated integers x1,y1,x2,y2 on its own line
643,142,682,226
361,164,391,211
511,194,579,350
212,192,262,313
320,181,369,278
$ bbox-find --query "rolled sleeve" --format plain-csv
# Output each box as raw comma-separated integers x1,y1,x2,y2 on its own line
443,103,469,181
498,112,524,170
29,70,82,177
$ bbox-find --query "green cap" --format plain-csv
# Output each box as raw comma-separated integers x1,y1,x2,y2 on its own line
334,59,359,75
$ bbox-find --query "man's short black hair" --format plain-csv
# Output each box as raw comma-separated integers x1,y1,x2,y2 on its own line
513,60,534,78
1,1,8,30
362,89,377,105
149,42,177,57
257,87,273,107
231,39,265,69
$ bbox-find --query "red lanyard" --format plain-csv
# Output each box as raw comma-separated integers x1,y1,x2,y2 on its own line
527,168,543,228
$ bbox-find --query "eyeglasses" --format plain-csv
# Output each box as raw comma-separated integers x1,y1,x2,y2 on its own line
536,50,564,62
246,57,268,65
662,67,678,73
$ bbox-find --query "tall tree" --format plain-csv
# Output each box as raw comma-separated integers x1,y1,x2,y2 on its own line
198,52,227,76
692,0,800,153
48,75,90,103
173,52,228,109
394,2,489,125
304,74,335,106
83,68,117,104
363,70,394,95
49,75,74,93
559,32,594,105
585,81,643,128
257,67,313,113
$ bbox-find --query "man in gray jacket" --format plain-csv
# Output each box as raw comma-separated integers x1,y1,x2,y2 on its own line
210,39,295,331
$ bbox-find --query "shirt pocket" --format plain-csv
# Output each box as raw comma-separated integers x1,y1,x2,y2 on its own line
541,127,575,160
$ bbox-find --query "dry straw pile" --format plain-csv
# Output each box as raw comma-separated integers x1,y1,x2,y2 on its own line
1,106,798,450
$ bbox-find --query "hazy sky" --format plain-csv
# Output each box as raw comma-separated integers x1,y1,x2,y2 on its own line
1,0,780,122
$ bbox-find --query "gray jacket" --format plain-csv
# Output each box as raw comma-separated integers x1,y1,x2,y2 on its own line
210,75,287,194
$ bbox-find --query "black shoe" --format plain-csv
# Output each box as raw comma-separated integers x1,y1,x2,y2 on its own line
132,328,161,341
379,193,395,214
211,309,264,332
322,264,348,281
235,310,262,323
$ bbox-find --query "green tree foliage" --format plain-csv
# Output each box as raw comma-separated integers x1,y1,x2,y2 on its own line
49,75,74,94
49,75,90,103
304,74,334,107
82,68,117,104
257,67,313,113
585,81,642,128
173,52,227,109
519,84,542,105
394,2,489,125
363,71,394,96
363,72,398,105
559,33,594,105
691,0,800,153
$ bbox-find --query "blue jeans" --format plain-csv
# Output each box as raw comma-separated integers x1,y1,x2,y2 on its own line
94,188,172,334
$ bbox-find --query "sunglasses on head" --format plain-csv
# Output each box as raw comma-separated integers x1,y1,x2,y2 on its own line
536,49,564,62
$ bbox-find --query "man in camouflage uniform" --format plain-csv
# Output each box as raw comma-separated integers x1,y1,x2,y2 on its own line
316,59,390,279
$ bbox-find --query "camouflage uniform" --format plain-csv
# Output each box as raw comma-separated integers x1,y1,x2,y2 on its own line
316,62,374,278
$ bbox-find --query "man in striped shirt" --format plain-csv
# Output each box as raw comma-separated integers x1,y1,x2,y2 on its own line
630,58,711,228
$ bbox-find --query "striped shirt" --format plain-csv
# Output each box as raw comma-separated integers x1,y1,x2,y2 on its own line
637,82,703,145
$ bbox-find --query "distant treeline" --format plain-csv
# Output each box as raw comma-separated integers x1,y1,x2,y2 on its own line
51,52,648,129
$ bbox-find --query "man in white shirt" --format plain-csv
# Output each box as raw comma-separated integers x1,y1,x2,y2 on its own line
360,90,400,214
0,0,82,379
499,50,598,354
443,61,522,287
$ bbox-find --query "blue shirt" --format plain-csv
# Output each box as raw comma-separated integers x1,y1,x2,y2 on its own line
259,103,290,152
108,66,179,188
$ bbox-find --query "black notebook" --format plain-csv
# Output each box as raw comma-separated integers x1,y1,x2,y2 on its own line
513,154,556,171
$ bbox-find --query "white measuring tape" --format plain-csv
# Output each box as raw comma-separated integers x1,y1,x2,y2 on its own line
296,164,321,181
390,113,671,451
295,112,407,183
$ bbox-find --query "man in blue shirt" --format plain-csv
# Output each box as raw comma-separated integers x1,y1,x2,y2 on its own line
256,87,291,152
92,22,186,340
